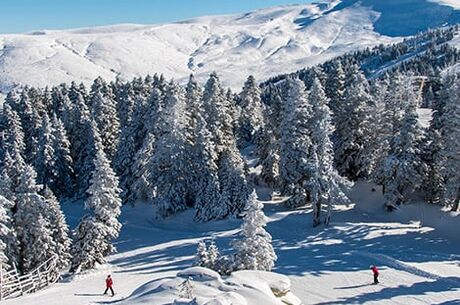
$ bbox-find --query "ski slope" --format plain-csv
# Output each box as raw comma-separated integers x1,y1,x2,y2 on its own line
1,0,460,91
4,182,459,304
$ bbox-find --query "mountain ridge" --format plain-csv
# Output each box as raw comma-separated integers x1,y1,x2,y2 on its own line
0,0,459,92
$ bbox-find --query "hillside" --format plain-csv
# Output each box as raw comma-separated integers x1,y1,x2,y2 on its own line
1,0,460,91
3,181,459,305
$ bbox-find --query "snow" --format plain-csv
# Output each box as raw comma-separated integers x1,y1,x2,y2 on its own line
3,177,459,305
5,0,459,91
429,0,460,9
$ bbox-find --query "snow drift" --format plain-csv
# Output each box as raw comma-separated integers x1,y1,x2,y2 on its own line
117,267,301,305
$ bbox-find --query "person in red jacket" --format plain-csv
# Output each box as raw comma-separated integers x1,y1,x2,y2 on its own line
104,275,115,296
370,265,379,284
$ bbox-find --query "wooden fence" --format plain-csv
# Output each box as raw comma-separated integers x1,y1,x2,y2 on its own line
0,255,59,301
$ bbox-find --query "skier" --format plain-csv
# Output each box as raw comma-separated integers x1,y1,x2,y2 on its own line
370,265,379,284
104,274,115,296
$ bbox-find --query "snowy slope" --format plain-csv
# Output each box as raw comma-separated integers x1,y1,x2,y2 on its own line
1,0,460,91
3,180,459,305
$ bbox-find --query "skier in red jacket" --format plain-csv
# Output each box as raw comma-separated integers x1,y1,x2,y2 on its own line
104,275,115,296
370,265,379,284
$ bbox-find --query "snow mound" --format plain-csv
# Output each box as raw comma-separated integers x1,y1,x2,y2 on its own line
117,267,301,305
177,267,221,281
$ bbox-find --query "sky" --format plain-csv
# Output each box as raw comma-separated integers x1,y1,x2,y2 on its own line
0,0,314,34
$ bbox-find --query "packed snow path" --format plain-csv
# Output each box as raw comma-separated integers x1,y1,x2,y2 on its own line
5,183,460,305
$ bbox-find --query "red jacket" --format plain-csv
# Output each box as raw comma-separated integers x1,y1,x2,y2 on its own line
106,278,113,288
371,266,379,275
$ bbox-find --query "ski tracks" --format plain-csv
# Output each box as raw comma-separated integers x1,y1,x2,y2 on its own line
354,251,460,286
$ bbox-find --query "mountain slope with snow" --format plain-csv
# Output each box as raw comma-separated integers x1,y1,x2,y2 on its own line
0,0,459,91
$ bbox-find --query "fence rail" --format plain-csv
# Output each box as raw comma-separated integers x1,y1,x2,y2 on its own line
0,255,60,301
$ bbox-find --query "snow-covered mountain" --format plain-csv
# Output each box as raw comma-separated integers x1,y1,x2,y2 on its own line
0,0,459,91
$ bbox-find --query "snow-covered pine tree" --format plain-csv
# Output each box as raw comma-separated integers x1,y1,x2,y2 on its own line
207,240,220,270
231,191,276,272
202,73,235,154
70,146,122,272
17,89,42,163
178,277,194,299
237,75,264,147
192,100,222,222
50,114,74,198
129,132,155,203
41,187,72,269
114,97,148,202
0,104,27,197
258,86,283,187
334,65,373,181
194,240,209,267
382,85,426,210
440,74,460,211
89,77,120,160
279,78,313,207
147,81,192,217
34,113,55,188
75,118,104,198
218,145,251,218
325,60,345,125
307,79,352,227
14,165,56,273
0,195,18,268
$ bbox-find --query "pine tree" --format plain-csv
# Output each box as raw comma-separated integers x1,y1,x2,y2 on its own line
194,241,209,267
42,187,72,269
70,147,122,272
89,77,120,160
147,82,192,217
34,113,55,188
202,73,234,154
50,114,74,198
207,240,220,270
14,165,56,273
237,75,264,146
279,78,313,207
0,195,18,268
0,104,26,198
382,96,426,210
231,191,276,272
334,65,372,180
307,79,352,227
440,75,460,211
218,146,250,217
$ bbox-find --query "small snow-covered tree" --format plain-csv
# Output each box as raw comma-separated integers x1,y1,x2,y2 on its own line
207,240,220,270
194,240,209,267
178,277,194,299
231,191,277,272
70,147,122,272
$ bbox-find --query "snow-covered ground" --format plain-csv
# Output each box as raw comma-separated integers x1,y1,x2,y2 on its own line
5,177,459,305
2,0,460,92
